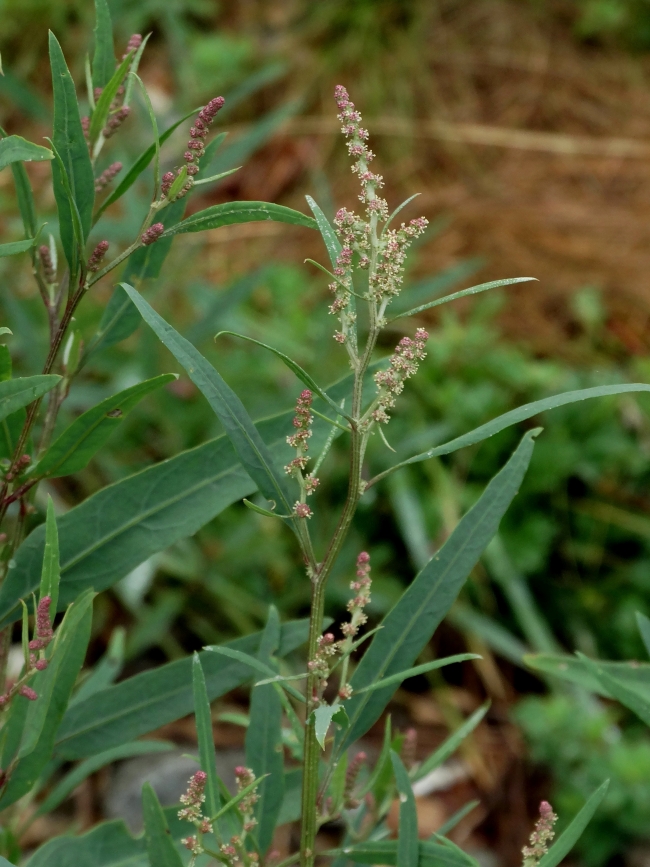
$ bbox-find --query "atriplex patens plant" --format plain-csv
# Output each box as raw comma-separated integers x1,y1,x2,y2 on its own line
0,1,646,864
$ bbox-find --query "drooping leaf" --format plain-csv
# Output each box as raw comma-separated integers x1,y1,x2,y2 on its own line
370,384,650,487
0,238,35,257
49,32,94,264
537,781,609,867
91,0,115,90
390,751,418,867
388,277,537,322
0,136,53,170
313,703,349,750
35,740,174,817
0,375,60,423
142,783,184,867
30,374,176,479
412,703,489,782
192,654,221,820
39,496,60,616
122,282,294,514
245,606,284,852
161,201,316,237
341,430,538,748
54,619,313,759
0,591,94,809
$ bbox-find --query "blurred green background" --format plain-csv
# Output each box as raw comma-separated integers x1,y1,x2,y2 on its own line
4,0,650,863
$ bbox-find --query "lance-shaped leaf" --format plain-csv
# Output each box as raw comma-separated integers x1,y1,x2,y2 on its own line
122,282,294,514
216,331,353,423
192,654,221,821
30,374,176,479
49,32,94,261
0,375,60,424
413,703,489,783
54,619,312,760
35,740,174,817
0,136,53,170
305,195,341,268
353,654,479,695
245,607,284,852
207,645,305,703
537,781,609,867
89,51,134,147
369,384,650,488
388,277,537,322
39,497,60,616
82,284,143,360
142,783,184,867
161,201,316,237
341,429,538,748
390,751,418,867
0,238,35,258
91,0,115,89
0,590,94,809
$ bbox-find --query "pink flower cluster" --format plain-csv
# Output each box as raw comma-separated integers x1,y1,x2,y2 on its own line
217,768,261,866
370,217,428,302
0,596,55,709
522,801,558,867
334,86,385,213
141,223,164,246
87,240,109,273
162,97,225,201
179,770,213,857
38,245,56,284
372,328,428,424
344,751,367,809
285,390,319,519
338,552,372,699
95,161,122,193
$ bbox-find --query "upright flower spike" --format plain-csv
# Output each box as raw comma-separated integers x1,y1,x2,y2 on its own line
87,240,109,273
522,801,558,867
163,97,225,202
338,552,372,699
141,223,165,246
179,770,213,863
285,390,320,518
371,328,429,424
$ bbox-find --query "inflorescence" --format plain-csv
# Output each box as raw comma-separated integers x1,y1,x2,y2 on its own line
285,389,319,520
371,328,428,424
522,801,558,867
161,96,225,202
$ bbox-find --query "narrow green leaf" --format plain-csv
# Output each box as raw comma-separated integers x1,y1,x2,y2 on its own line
39,497,60,616
0,591,94,809
243,499,289,519
389,277,537,322
577,653,650,726
89,51,134,148
10,160,37,240
245,607,284,852
122,282,295,514
54,619,312,759
130,71,160,193
358,716,392,798
123,36,149,108
36,740,173,817
537,781,610,867
31,374,176,479
192,166,240,186
390,751,418,867
341,430,538,748
0,136,53,170
637,611,650,659
94,108,199,220
71,626,125,705
207,645,305,703
353,654,479,695
0,238,35,257
49,32,94,262
370,384,650,487
305,195,341,269
0,375,60,423
20,599,29,670
26,819,146,867
344,840,478,867
328,752,348,815
142,782,184,867
383,194,421,232
91,0,115,90
48,139,85,269
216,331,353,423
413,703,489,782
210,774,268,823
161,201,317,237
435,800,481,837
524,653,650,700
192,653,220,819
82,284,142,360
313,703,349,749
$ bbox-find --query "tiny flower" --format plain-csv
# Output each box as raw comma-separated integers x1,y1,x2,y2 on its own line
35,659,48,671
87,240,110,273
123,34,143,58
141,223,165,246
19,686,38,701
522,801,558,867
294,502,312,519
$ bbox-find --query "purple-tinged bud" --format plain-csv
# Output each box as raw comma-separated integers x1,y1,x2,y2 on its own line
123,34,143,59
294,502,312,519
35,658,48,671
184,151,194,163
36,596,53,645
19,686,38,701
95,161,123,193
186,164,200,176
141,223,164,246
161,171,175,196
81,116,90,143
87,240,110,273
39,245,56,283
103,106,131,139
18,454,31,466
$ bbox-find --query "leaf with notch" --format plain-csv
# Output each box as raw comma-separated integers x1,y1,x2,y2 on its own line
313,703,349,750
341,429,538,749
0,136,52,170
370,384,650,487
30,374,176,479
91,0,115,90
0,375,60,423
49,32,94,261
161,201,316,237
122,282,294,514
